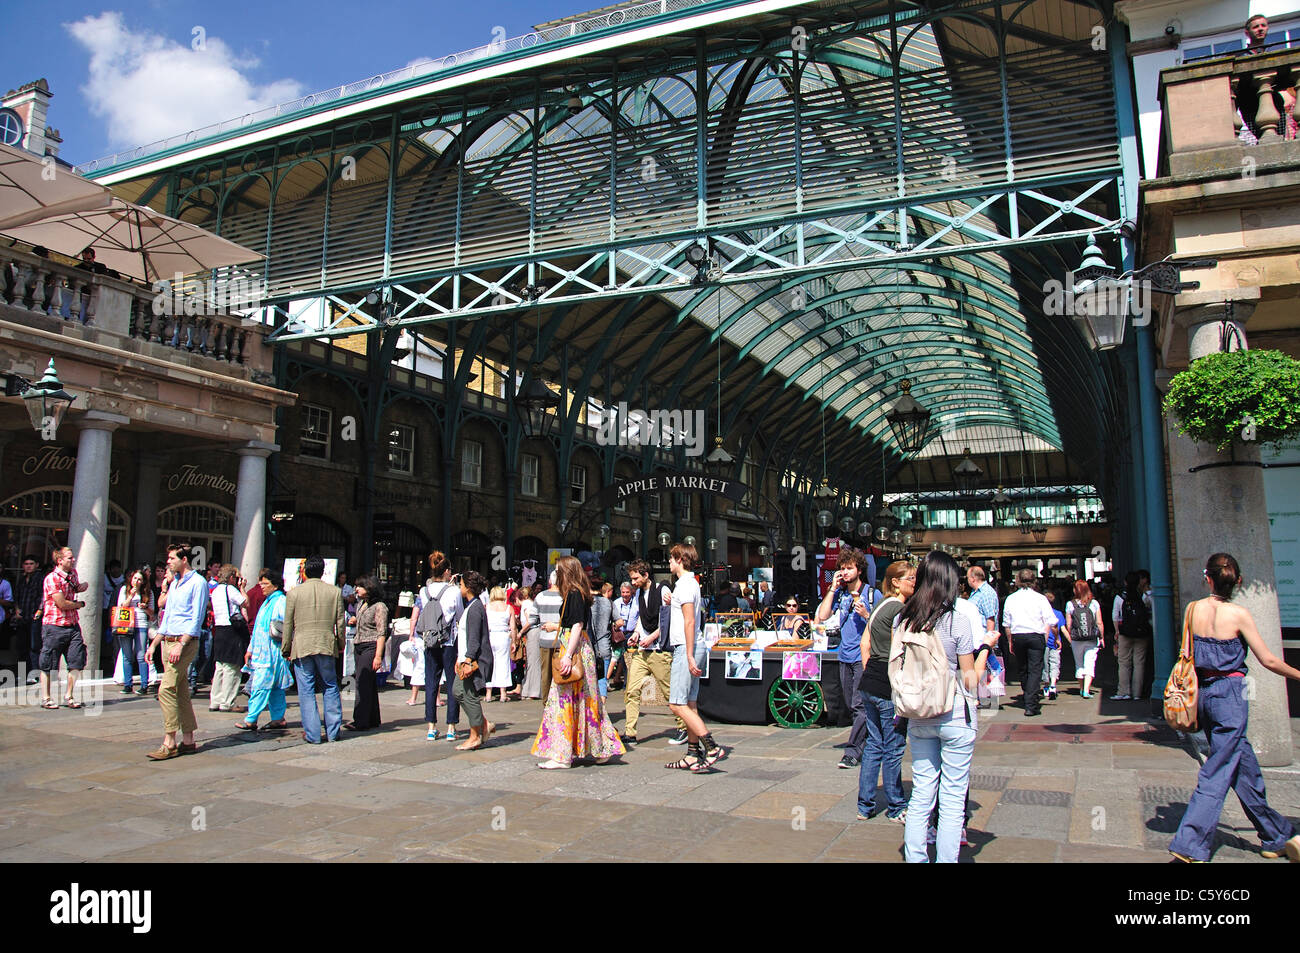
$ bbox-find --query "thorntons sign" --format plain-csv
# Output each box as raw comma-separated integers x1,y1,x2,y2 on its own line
21,447,120,485
166,465,236,496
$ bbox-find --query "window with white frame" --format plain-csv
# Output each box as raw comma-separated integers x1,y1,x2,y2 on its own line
300,404,331,459
521,453,540,497
648,493,661,518
679,494,691,522
614,491,627,514
386,423,415,473
570,466,586,506
462,440,483,487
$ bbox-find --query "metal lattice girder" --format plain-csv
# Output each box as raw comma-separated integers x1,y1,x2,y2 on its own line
94,0,1132,501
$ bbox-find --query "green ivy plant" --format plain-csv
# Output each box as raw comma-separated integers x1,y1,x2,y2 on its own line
1162,349,1300,452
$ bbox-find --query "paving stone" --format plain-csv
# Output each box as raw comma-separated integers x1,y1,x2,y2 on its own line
730,791,843,822
986,803,1070,839
1000,787,1072,807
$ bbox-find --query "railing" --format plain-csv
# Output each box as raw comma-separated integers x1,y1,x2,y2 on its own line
0,246,270,375
1159,47,1300,169
75,0,706,176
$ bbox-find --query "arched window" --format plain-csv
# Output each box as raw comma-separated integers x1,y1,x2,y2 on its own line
1,487,129,569
157,502,234,566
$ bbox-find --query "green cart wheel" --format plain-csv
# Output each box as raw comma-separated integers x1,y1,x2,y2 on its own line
768,678,825,729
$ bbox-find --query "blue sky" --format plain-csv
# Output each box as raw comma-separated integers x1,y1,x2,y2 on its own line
6,0,587,166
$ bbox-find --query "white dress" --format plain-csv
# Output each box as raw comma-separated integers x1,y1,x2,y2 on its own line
396,619,425,687
486,606,513,689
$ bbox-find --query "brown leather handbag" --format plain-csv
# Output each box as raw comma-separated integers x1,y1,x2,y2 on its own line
552,624,585,686
456,659,479,681
1163,605,1198,732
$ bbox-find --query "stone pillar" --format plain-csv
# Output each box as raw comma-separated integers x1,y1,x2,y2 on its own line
131,452,166,567
1166,299,1291,765
68,412,129,677
232,442,276,588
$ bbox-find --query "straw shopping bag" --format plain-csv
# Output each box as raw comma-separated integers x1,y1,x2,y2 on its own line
1163,605,1198,732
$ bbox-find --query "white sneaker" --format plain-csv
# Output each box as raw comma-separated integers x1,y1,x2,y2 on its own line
1112,693,1131,700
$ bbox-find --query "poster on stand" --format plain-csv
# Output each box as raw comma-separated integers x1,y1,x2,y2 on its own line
725,650,764,680
781,651,822,681
282,558,338,591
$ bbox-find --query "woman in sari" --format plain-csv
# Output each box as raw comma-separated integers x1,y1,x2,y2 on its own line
531,556,625,769
238,570,290,731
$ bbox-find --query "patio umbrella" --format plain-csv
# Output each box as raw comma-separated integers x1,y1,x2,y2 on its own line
0,142,113,229
0,196,263,282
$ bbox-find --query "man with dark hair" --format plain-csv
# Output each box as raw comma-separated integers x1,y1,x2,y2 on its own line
713,581,738,614
1245,14,1270,52
149,543,208,758
39,547,88,709
282,553,346,743
815,547,877,769
14,555,45,682
621,559,685,746
1001,568,1054,717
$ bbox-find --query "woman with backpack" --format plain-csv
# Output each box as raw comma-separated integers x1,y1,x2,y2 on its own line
1063,580,1105,698
1169,553,1300,863
893,551,1000,863
412,551,463,743
1112,570,1153,700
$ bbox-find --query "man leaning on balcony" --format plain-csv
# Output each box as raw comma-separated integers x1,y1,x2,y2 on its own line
1239,15,1298,141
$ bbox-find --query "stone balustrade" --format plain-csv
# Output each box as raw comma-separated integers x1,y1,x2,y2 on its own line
0,245,271,377
1159,47,1300,174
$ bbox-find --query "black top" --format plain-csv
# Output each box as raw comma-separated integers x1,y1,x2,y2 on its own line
462,598,492,692
560,591,591,641
860,597,905,699
714,592,739,613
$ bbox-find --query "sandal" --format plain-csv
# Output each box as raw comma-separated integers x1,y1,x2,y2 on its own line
236,721,257,731
702,742,727,766
41,698,58,709
537,759,569,769
264,720,287,730
665,754,702,771
63,698,83,710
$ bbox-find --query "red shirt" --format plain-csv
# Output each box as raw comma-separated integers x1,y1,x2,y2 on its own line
42,567,80,627
245,584,266,626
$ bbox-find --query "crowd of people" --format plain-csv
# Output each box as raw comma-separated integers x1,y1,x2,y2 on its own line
3,537,1299,863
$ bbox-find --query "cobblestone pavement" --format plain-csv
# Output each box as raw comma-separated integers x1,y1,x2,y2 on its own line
2,678,1298,863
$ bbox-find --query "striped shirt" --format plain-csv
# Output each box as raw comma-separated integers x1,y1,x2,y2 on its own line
42,567,79,627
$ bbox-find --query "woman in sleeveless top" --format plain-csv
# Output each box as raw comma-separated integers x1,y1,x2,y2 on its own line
1169,553,1300,863
485,587,515,703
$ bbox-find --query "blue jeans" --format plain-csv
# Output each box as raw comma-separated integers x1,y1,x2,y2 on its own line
294,654,342,743
422,643,460,728
188,628,212,689
858,690,907,817
904,716,976,863
1169,676,1294,861
119,627,150,689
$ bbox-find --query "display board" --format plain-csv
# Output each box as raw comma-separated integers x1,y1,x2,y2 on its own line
1264,442,1300,628
282,557,338,591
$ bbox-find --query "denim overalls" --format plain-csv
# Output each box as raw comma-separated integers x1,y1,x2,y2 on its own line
1168,635,1295,861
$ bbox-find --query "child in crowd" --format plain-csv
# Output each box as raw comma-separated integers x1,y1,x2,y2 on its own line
1044,591,1065,701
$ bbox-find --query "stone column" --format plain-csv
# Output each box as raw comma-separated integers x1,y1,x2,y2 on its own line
232,442,277,588
1166,299,1291,765
69,411,129,677
131,452,166,567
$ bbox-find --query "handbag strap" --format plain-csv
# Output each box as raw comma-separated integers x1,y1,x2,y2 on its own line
1179,603,1195,661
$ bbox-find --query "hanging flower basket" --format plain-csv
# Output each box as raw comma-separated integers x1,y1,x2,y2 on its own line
1162,349,1300,452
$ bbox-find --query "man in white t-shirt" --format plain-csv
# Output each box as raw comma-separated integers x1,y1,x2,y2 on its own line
665,542,725,773
1001,569,1055,717
534,572,564,700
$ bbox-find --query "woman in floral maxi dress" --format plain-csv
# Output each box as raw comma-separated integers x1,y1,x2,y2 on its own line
532,555,625,769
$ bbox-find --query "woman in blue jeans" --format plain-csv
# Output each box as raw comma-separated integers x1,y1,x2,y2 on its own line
857,560,915,821
1169,553,1300,863
115,567,155,695
896,551,999,863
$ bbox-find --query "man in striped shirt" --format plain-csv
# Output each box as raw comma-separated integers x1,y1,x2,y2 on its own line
39,547,88,709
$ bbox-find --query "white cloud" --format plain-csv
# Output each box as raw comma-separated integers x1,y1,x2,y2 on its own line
66,12,306,149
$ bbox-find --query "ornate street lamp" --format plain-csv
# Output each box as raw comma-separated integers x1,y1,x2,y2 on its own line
684,535,697,547
816,509,834,528
5,359,75,437
856,521,872,538
630,527,643,544
513,368,560,440
907,509,926,544
598,523,610,540
705,436,734,476
991,487,1014,524
838,515,855,536
952,448,982,493
657,531,671,546
885,379,933,454
707,537,718,553
1015,506,1033,535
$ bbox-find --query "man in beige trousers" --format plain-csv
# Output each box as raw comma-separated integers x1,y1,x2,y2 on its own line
282,555,346,743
